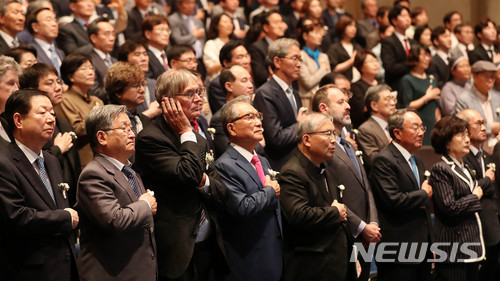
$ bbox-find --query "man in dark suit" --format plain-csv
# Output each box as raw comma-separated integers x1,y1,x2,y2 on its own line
469,19,500,66
124,0,151,40
208,41,251,116
254,38,304,170
428,26,452,89
279,112,350,281
370,108,433,281
0,0,25,55
134,69,228,281
20,63,82,206
77,105,157,280
0,89,79,281
143,15,171,80
357,85,395,168
88,17,117,103
381,5,414,95
248,10,287,88
312,84,381,281
215,96,282,281
357,0,379,47
458,109,500,281
216,0,247,40
56,0,95,55
26,8,64,76
321,0,348,43
168,44,198,71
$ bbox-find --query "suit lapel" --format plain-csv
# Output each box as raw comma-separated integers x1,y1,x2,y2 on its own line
391,34,407,57
227,146,263,188
32,41,51,65
96,155,138,201
442,155,475,191
270,78,297,118
296,150,333,203
463,153,482,178
334,146,365,188
389,143,419,189
369,118,390,145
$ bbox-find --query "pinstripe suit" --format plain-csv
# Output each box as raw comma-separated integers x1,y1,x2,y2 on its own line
429,155,485,281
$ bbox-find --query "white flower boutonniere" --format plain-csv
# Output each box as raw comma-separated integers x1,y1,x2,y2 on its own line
338,184,345,198
429,74,435,85
205,152,214,169
496,108,500,116
69,131,78,140
355,150,364,164
268,169,280,180
58,183,70,199
424,170,431,180
207,128,216,140
352,129,359,135
488,163,496,172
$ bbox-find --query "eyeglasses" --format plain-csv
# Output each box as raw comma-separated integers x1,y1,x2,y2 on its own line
472,120,487,127
230,112,263,123
305,130,337,139
457,131,471,140
129,80,147,90
175,58,197,64
103,124,137,135
382,96,397,102
154,27,172,35
175,87,205,99
281,56,303,63
408,125,427,133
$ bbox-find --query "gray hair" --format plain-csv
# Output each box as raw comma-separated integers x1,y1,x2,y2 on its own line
155,68,199,102
0,0,20,16
0,55,21,80
85,104,127,153
220,95,252,136
364,84,392,114
388,108,417,139
266,38,300,71
296,112,333,143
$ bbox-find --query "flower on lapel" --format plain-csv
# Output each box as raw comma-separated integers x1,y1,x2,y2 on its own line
205,152,214,169
69,131,77,140
207,128,216,140
429,74,435,85
496,107,500,116
471,169,477,177
424,170,431,180
355,150,364,164
147,189,155,196
338,184,345,198
268,169,280,180
488,163,496,172
352,129,359,135
58,183,70,199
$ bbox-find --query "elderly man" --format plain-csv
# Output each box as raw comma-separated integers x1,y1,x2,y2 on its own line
134,68,228,281
77,105,157,280
0,55,20,145
457,109,499,281
0,89,79,281
0,0,25,55
254,38,304,170
279,112,349,281
215,96,282,281
211,64,254,158
456,60,500,147
370,108,433,281
357,84,396,167
312,84,380,281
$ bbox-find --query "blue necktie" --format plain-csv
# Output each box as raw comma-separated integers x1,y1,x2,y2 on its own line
122,166,142,198
409,155,420,188
49,45,61,76
35,157,55,202
340,138,363,181
286,87,297,116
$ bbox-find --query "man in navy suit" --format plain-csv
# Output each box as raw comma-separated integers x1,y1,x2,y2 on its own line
27,8,64,76
215,96,282,281
0,89,79,280
254,38,305,170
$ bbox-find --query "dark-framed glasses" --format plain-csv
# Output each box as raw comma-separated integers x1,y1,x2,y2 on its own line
175,87,205,99
103,124,137,134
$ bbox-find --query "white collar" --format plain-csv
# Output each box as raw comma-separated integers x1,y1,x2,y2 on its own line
436,50,450,65
272,74,291,93
100,153,130,171
15,139,42,165
0,29,17,48
230,143,256,164
34,38,54,53
93,48,109,61
371,115,388,131
392,141,412,162
148,45,165,57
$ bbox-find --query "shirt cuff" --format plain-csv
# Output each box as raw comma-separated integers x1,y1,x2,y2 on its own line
180,131,197,143
199,175,210,193
354,220,367,238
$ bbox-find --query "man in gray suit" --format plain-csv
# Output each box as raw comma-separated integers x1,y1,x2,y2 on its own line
168,0,205,62
77,104,157,281
0,0,25,55
357,0,379,46
312,84,381,281
357,85,395,168
456,60,500,141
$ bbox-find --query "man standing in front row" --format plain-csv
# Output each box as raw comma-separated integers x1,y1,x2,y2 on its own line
370,108,433,281
134,69,228,281
215,96,282,281
77,105,158,280
0,89,79,280
279,113,350,281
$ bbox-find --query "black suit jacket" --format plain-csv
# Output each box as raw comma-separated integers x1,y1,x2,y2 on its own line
146,48,167,80
327,42,362,81
57,19,93,55
248,38,269,88
134,116,228,279
253,77,302,170
468,44,499,66
0,36,11,55
207,75,225,114
279,148,349,281
89,50,116,103
370,142,432,258
426,54,450,89
197,115,215,153
0,143,77,281
381,33,415,91
463,150,500,246
124,7,144,40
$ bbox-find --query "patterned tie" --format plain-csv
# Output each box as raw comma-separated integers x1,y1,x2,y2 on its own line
122,166,142,198
251,155,266,186
409,155,420,188
35,157,55,202
104,56,113,68
286,87,298,116
340,138,363,181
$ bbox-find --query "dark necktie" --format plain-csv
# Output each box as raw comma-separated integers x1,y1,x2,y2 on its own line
35,157,55,202
340,138,363,180
122,166,142,198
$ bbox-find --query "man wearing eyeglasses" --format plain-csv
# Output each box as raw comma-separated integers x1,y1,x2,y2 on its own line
369,108,433,281
135,68,228,281
214,96,282,281
254,38,305,171
312,84,380,281
77,104,157,281
168,44,198,71
458,109,500,281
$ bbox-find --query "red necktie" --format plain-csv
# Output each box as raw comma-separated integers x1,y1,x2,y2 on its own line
161,53,169,70
404,39,410,56
251,155,266,186
190,119,199,133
